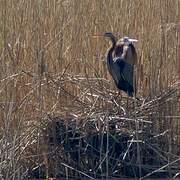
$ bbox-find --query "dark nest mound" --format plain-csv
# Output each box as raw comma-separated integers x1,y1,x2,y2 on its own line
26,118,179,179
25,75,179,179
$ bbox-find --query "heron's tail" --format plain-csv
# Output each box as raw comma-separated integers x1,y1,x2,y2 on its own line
128,91,133,97
127,85,134,97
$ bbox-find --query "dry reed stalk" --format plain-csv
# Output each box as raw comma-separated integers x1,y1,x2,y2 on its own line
0,0,179,179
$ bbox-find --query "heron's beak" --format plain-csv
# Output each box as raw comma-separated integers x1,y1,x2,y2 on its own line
92,34,104,38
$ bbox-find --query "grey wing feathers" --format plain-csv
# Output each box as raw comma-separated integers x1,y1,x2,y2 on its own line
122,62,134,87
113,58,134,87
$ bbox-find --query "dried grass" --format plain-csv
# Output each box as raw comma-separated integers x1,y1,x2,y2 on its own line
0,0,179,179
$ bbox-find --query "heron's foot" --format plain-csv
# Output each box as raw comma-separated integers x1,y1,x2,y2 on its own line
115,91,122,100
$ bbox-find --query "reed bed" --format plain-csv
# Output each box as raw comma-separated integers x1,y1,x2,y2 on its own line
0,0,179,179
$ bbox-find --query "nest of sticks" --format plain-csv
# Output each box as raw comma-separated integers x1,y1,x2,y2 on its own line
25,73,179,179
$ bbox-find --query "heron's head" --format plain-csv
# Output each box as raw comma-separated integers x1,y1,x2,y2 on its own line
92,32,116,40
92,32,117,45
103,32,113,38
104,32,116,41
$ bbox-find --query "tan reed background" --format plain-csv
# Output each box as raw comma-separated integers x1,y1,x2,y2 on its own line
0,0,179,178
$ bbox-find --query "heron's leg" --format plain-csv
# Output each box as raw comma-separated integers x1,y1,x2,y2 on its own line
115,91,122,100
126,96,129,109
112,91,121,104
111,94,127,116
113,91,123,112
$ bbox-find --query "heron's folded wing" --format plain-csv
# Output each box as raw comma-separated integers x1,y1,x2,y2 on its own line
124,43,137,65
114,58,134,87
122,62,134,87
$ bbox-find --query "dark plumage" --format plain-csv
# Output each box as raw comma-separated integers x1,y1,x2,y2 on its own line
104,32,137,97
114,44,124,57
114,57,134,96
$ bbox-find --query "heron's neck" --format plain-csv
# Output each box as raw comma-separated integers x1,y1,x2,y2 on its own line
106,41,116,68
111,37,116,49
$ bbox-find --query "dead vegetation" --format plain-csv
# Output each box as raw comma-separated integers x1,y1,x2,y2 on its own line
0,0,179,179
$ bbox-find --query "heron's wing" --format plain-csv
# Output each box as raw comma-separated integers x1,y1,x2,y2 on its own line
113,58,134,87
122,62,134,87
107,57,122,85
124,43,137,65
